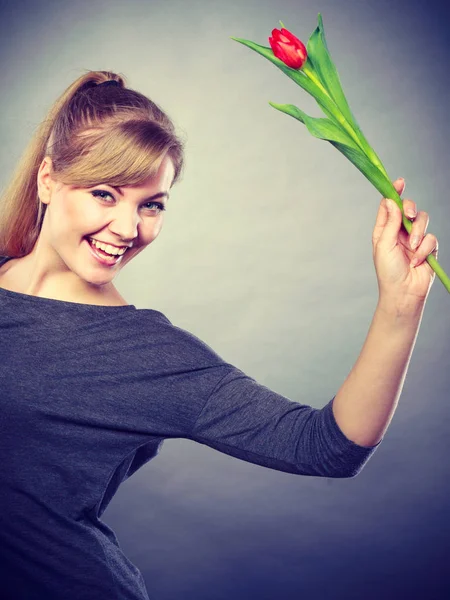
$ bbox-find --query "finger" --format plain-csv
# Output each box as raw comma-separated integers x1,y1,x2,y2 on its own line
392,177,405,196
408,210,430,250
410,234,438,266
402,198,417,219
378,196,403,249
381,178,404,204
373,178,406,251
372,198,389,250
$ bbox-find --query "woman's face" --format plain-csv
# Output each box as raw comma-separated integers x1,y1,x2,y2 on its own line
37,154,175,286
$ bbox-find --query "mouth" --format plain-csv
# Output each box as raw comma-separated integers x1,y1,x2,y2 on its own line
84,236,130,266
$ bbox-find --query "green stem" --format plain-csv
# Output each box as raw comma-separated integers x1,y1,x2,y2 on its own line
302,63,365,151
426,254,449,292
301,65,449,292
302,62,390,181
352,128,390,181
230,38,449,293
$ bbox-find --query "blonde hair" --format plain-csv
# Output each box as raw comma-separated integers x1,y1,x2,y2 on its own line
0,70,185,257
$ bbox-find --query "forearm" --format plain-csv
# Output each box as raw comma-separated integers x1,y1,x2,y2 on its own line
332,298,426,447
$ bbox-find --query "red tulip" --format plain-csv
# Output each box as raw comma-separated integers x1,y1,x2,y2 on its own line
269,27,308,70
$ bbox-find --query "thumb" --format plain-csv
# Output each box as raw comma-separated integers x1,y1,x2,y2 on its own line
381,198,402,247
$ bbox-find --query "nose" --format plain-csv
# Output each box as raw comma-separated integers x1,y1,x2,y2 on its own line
107,207,141,244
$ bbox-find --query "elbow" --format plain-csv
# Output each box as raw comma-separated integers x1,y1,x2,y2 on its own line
304,457,369,479
331,464,367,479
290,462,366,479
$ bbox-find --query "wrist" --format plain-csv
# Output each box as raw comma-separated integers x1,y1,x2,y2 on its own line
376,294,426,325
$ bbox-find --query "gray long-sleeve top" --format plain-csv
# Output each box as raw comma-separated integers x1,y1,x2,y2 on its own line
0,255,382,599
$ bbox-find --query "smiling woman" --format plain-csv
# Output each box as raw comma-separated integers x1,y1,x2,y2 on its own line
0,72,184,304
0,68,386,600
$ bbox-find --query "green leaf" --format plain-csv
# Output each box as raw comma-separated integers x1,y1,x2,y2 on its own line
330,142,395,199
269,101,395,199
230,37,343,126
306,14,389,179
268,102,360,149
306,14,360,135
231,31,390,181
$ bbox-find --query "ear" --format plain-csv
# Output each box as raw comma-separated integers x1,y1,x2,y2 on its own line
37,156,56,205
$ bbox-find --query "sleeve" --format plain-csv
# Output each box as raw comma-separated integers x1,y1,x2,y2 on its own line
187,366,383,479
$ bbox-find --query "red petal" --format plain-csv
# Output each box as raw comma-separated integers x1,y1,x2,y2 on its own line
269,26,307,68
271,28,282,40
280,28,301,43
280,28,307,52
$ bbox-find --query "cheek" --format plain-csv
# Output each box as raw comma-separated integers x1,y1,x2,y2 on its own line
154,219,164,236
143,219,164,242
51,196,78,222
61,198,99,235
47,198,75,237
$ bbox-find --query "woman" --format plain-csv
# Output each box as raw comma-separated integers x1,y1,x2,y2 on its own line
0,71,438,599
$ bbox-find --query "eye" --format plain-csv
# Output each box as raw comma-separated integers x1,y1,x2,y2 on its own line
90,190,166,214
142,201,166,214
91,190,114,202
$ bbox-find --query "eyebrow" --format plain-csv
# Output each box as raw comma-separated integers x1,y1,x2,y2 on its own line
110,186,169,202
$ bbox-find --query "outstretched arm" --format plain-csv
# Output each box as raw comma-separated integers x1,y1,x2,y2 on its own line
333,177,437,447
332,299,424,447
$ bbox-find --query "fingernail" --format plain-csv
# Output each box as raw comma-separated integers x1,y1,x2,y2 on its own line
410,236,419,250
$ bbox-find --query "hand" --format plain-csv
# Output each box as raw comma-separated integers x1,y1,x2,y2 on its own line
372,178,439,306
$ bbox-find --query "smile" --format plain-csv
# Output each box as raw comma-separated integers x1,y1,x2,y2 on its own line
87,237,128,256
85,237,129,266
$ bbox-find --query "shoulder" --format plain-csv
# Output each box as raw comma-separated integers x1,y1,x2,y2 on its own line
130,309,229,368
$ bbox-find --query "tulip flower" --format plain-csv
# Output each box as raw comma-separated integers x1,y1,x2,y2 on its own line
231,15,450,294
269,27,307,70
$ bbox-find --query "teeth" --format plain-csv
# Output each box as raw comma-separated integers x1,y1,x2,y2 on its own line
88,237,127,256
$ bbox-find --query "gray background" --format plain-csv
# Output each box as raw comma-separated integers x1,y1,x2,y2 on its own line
1,0,449,598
